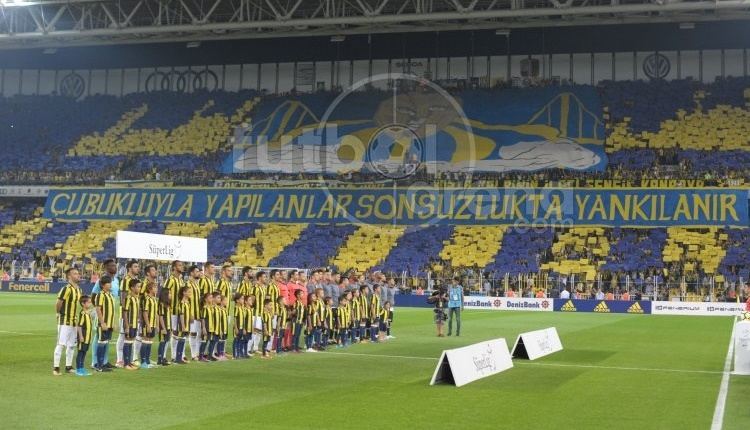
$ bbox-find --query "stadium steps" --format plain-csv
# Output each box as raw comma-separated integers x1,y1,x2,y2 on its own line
268,223,357,270
164,221,218,239
91,220,167,264
208,223,261,265
378,225,454,274
489,227,555,276
438,226,506,270
110,101,214,155
76,95,257,158
543,227,610,280
68,104,149,156
25,221,91,272
607,102,750,152
0,207,46,255
717,227,750,283
599,228,666,275
49,220,132,273
663,227,726,276
231,223,306,267
330,225,406,273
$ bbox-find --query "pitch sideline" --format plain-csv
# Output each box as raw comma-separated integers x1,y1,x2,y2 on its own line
710,318,737,430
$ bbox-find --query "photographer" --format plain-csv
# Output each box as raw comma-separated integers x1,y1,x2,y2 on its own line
427,287,448,337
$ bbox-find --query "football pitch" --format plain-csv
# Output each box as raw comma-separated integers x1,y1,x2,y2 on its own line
1,293,748,430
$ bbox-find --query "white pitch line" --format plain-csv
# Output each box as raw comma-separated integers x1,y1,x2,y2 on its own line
319,351,437,361
0,330,49,336
321,351,724,375
516,361,723,375
710,319,737,430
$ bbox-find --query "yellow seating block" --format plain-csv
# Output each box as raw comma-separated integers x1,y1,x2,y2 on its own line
439,226,507,269
51,220,132,261
330,225,406,272
231,223,306,267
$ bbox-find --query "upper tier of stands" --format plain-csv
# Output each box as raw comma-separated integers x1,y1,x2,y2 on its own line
1,78,749,185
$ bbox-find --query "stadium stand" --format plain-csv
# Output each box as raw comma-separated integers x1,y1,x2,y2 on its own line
379,224,454,275
439,226,507,271
230,223,307,267
92,220,167,264
268,223,358,270
2,77,750,301
330,225,406,273
206,222,262,265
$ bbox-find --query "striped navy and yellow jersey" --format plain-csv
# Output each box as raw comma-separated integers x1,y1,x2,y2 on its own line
358,295,370,319
176,301,190,333
122,275,135,300
250,284,266,315
158,302,172,331
165,274,185,315
370,294,381,318
308,303,320,327
351,298,362,320
293,300,306,324
95,290,115,328
202,305,217,334
261,309,273,336
233,305,246,330
78,309,93,344
315,300,325,325
276,305,288,329
217,307,228,336
266,282,280,315
379,307,389,322
243,306,253,331
237,279,252,296
57,283,82,326
323,305,333,328
142,295,159,332
188,280,202,320
217,278,233,301
123,294,140,331
199,275,216,296
338,304,350,328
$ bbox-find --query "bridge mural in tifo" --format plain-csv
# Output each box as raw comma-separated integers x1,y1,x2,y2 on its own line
223,86,607,176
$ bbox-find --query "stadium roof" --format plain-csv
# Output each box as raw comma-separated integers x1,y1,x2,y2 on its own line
1,0,750,50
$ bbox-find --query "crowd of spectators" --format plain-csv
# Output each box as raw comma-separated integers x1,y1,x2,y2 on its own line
2,76,750,186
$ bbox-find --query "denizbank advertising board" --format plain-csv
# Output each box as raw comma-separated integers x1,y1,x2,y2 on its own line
43,187,748,227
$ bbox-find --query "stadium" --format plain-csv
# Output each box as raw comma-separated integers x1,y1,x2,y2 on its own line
1,0,750,428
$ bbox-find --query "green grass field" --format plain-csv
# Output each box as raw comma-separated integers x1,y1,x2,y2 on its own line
1,292,748,429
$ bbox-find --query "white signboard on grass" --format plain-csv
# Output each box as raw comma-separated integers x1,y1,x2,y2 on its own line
116,230,207,262
511,327,563,360
734,320,750,375
430,338,513,387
